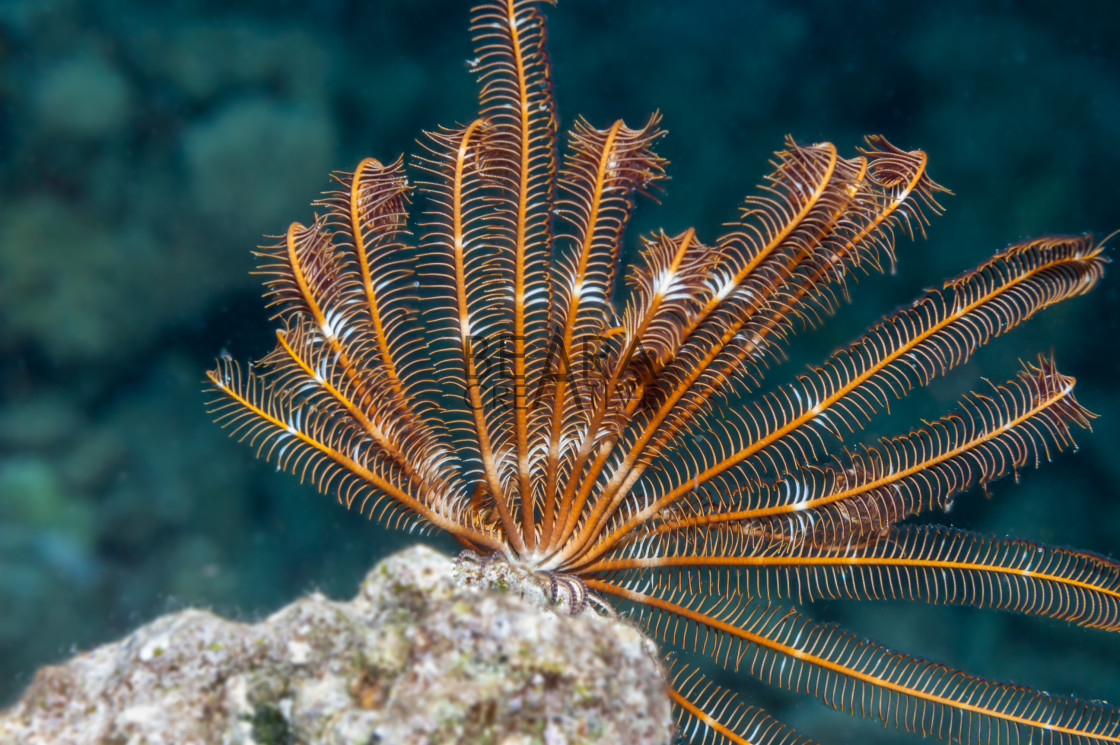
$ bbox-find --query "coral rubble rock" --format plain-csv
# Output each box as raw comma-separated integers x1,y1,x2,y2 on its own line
0,545,672,745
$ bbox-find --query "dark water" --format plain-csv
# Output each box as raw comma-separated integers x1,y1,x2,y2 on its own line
1,0,1118,741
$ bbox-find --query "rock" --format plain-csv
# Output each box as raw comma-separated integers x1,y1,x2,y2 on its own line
0,457,95,553
33,51,134,141
126,21,332,104
0,194,249,364
0,545,673,745
183,97,336,238
0,394,82,451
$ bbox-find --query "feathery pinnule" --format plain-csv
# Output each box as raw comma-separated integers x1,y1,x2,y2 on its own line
207,1,1119,743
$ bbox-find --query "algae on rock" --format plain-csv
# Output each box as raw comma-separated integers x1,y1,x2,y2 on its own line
0,545,672,745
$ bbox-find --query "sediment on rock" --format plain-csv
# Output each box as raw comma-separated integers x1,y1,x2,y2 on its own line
0,545,673,745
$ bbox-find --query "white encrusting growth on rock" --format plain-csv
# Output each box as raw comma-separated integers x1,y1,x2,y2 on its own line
1,546,672,745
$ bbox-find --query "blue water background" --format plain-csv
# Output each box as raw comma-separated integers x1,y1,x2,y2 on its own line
1,0,1118,741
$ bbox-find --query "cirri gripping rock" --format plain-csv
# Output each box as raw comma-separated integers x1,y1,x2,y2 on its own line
0,545,672,745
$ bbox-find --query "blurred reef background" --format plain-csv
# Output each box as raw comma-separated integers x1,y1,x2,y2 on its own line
1,0,1119,742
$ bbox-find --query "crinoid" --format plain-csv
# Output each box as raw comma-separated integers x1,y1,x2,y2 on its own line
205,1,1120,743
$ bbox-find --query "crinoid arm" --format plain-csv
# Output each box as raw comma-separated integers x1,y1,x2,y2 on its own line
601,580,1120,745
578,356,1120,744
206,1,1118,743
204,156,503,553
667,658,819,745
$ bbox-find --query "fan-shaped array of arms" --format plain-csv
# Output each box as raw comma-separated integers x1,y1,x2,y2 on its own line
206,1,1119,742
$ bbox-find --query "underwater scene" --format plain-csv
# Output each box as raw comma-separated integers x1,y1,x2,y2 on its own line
1,0,1119,742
